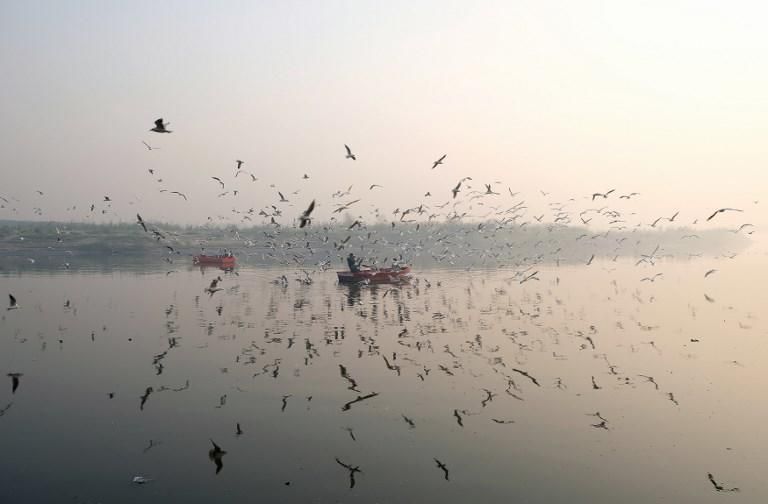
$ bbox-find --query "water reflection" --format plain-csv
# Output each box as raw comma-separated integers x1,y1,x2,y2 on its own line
0,258,763,503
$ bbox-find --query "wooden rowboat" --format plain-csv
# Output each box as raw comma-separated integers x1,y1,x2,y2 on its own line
337,266,412,284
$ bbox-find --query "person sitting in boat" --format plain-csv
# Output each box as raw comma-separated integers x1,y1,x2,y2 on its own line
347,252,363,273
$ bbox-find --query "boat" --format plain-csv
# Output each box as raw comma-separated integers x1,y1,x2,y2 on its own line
337,265,412,284
193,254,237,268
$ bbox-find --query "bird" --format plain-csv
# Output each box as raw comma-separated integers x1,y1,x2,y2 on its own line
8,294,18,310
335,457,361,488
208,439,227,475
150,118,171,133
141,141,159,151
434,458,450,481
731,223,754,233
136,214,147,232
707,473,738,492
369,184,383,190
235,160,244,170
707,208,743,221
704,269,717,278
451,181,462,199
431,154,447,169
299,200,316,228
278,192,289,203
453,409,464,427
236,423,243,436
591,189,615,200
139,387,153,410
170,191,188,201
344,144,356,160
212,177,224,189
7,373,22,394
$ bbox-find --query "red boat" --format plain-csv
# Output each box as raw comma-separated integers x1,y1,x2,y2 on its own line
337,266,412,284
193,255,237,268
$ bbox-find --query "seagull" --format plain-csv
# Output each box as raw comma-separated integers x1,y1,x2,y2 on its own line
278,192,289,203
431,154,446,169
212,177,224,189
8,294,18,310
335,457,361,488
208,439,227,475
707,473,739,492
8,373,22,394
141,141,159,151
150,118,171,133
136,214,147,232
344,144,356,160
704,269,717,278
299,200,316,228
451,181,462,199
235,160,244,170
731,223,755,233
592,189,615,200
170,191,188,201
707,208,743,221
434,458,450,481
369,184,383,190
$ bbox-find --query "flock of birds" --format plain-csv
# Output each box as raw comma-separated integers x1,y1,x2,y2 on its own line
0,117,759,499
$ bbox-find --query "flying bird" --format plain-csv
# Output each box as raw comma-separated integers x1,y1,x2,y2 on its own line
7,373,22,394
431,154,446,169
299,200,316,228
707,208,743,221
150,118,171,133
8,294,18,310
707,473,739,492
212,177,225,189
335,457,361,488
344,144,356,160
434,458,450,481
451,181,462,199
136,214,147,232
208,439,227,475
591,189,615,200
141,141,159,151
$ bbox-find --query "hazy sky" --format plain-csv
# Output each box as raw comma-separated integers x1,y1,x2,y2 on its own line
1,0,766,228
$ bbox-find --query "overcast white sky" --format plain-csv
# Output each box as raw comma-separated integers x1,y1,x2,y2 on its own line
1,0,766,230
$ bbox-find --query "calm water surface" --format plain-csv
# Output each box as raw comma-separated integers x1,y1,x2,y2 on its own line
0,256,765,503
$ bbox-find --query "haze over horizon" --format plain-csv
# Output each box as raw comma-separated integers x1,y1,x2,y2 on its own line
1,1,765,234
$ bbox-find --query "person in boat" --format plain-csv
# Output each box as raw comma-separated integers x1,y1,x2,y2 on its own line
347,252,363,273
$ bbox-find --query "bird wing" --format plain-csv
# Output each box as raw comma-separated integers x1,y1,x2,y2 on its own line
706,209,720,221
305,199,315,216
345,144,352,155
